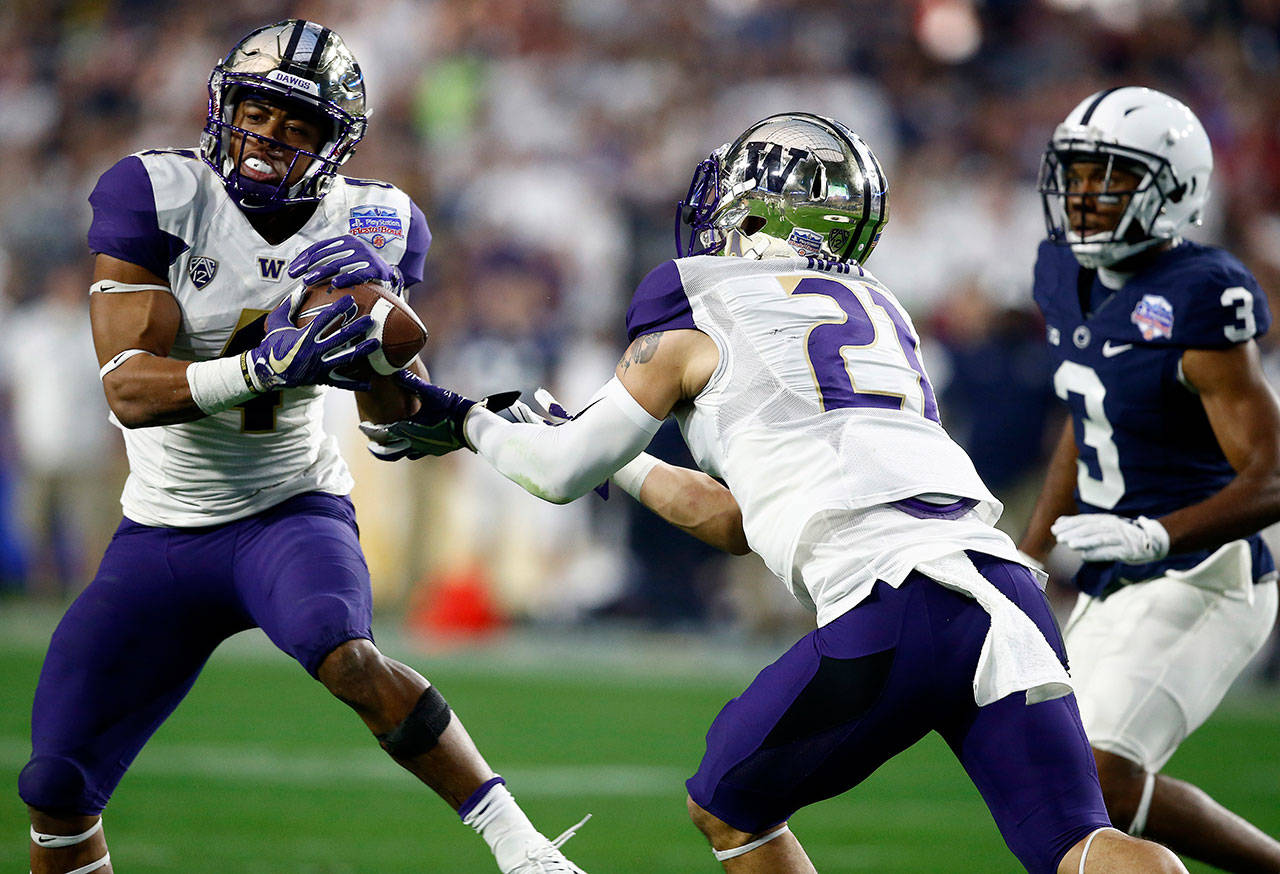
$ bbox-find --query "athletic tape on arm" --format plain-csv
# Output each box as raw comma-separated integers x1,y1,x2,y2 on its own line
99,348,153,379
89,280,170,295
465,377,663,504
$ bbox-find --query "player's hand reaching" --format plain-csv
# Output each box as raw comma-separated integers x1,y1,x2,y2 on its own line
288,234,405,296
359,370,520,460
507,389,610,499
244,288,379,392
1051,513,1170,563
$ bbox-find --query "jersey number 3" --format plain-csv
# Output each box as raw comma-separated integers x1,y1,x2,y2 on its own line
1054,361,1124,509
785,277,940,422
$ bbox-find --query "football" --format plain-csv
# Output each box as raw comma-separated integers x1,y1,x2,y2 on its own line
296,278,427,423
296,278,427,380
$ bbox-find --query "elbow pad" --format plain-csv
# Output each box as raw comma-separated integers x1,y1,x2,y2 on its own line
465,378,663,503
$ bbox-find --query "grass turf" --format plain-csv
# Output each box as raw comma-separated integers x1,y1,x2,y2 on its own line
2,611,1278,872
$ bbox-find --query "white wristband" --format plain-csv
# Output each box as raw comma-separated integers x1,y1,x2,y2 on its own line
186,354,257,414
611,452,660,500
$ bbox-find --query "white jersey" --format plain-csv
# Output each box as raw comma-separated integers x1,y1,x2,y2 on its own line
629,255,1024,626
87,149,429,527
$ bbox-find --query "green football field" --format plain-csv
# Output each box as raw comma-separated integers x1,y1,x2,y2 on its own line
2,603,1278,873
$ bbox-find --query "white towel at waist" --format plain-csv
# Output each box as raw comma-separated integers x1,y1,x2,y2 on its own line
914,551,1073,707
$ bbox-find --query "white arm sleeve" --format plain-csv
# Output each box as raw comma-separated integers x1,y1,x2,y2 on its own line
464,377,664,504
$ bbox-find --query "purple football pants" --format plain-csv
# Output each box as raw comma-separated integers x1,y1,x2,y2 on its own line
19,493,373,815
687,551,1111,874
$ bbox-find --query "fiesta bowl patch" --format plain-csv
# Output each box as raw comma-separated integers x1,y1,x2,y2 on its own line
349,206,404,249
1131,294,1174,340
787,227,823,256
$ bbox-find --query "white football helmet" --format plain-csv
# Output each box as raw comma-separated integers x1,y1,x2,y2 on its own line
1039,86,1212,269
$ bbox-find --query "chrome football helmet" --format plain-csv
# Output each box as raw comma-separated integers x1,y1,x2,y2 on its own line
1039,86,1212,269
676,113,889,264
201,19,367,211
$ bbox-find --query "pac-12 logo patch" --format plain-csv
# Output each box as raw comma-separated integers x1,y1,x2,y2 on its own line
1131,294,1174,340
349,206,404,250
188,256,218,289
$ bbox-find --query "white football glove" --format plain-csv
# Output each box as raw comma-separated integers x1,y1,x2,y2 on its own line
1050,513,1170,564
500,388,610,500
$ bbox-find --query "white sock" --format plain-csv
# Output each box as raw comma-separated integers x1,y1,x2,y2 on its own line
462,782,550,872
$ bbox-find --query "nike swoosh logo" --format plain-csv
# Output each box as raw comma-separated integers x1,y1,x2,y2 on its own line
1102,341,1133,358
267,332,308,372
35,835,58,844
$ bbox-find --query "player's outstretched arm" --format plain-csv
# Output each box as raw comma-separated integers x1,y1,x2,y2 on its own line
612,454,750,554
464,329,718,503
1018,416,1079,563
1154,341,1280,552
92,254,378,428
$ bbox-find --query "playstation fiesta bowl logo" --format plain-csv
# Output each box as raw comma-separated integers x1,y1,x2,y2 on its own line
1131,294,1174,340
349,206,404,250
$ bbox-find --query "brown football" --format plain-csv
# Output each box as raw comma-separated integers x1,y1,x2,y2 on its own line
296,279,427,423
296,278,427,381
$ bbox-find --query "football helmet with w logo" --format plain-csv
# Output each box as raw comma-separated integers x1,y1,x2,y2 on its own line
201,19,367,210
676,113,889,264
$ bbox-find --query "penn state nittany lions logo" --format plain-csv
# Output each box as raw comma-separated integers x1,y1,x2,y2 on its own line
745,143,811,194
188,256,218,289
349,205,403,250
1132,294,1175,340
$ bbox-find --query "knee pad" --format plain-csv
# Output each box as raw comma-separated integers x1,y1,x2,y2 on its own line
19,756,92,814
377,685,452,759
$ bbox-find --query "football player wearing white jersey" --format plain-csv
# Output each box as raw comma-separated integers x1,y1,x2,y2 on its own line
366,114,1184,873
1021,86,1280,872
20,20,589,874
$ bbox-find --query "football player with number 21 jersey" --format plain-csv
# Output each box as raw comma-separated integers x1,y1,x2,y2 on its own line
19,20,589,874
1021,86,1280,872
367,114,1184,873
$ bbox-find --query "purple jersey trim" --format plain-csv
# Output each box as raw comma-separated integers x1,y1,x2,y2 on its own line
457,775,507,820
87,156,189,277
891,496,978,520
399,199,431,288
626,260,695,342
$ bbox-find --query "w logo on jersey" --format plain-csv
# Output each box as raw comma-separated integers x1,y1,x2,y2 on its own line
188,256,218,289
257,257,287,281
745,143,810,194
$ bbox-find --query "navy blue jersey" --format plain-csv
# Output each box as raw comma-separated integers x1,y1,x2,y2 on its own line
1033,239,1274,595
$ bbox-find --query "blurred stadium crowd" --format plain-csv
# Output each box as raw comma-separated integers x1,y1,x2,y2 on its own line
2,0,1280,664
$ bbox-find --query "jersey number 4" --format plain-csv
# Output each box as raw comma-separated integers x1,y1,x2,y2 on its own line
783,276,940,422
221,310,282,433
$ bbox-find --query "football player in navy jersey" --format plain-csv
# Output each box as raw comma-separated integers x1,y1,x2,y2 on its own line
1020,86,1280,872
19,20,588,874
367,113,1185,873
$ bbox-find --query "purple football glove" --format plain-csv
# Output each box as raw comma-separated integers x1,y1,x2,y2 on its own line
244,289,380,392
288,234,405,295
358,370,520,460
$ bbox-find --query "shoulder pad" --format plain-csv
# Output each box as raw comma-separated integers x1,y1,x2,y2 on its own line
626,260,694,342
1131,244,1270,347
1031,240,1079,320
87,155,189,277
